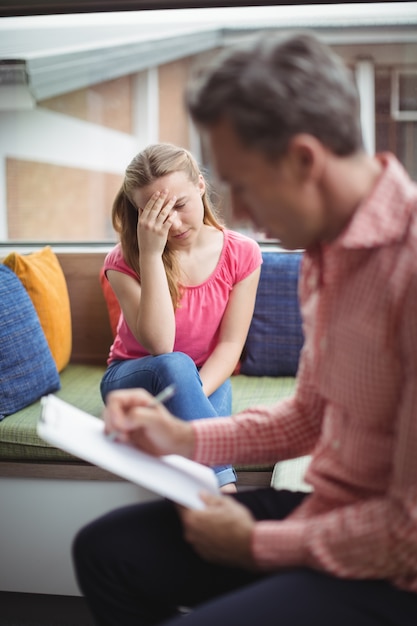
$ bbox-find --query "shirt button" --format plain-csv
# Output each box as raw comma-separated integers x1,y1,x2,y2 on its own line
309,275,317,289
332,439,340,450
320,337,327,351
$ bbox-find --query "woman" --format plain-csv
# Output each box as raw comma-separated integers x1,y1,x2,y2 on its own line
101,143,262,490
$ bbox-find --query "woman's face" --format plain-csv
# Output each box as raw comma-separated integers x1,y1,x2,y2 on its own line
132,170,206,247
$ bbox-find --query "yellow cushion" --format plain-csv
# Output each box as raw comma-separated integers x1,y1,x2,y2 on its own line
3,247,72,372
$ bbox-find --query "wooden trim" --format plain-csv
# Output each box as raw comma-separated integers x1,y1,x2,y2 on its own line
236,469,273,488
0,460,122,481
0,460,272,488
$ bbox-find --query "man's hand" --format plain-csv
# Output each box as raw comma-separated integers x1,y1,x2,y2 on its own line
179,493,257,570
104,388,194,458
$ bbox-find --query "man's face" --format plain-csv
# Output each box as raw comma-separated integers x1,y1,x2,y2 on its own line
206,117,327,250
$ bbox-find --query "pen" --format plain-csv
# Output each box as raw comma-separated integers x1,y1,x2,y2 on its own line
149,384,176,406
106,384,176,441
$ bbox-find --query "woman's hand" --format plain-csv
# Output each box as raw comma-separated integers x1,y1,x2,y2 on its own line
137,190,178,256
104,388,194,458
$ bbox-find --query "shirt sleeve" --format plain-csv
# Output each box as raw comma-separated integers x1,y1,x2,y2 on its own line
252,273,417,590
193,272,417,589
225,230,263,285
104,244,138,281
192,344,324,467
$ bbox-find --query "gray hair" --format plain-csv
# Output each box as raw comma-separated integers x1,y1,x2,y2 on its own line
186,31,363,158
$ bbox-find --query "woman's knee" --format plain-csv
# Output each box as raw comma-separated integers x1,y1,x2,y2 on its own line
153,352,200,383
101,353,198,400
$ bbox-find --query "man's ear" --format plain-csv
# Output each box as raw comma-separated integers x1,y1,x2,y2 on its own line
287,134,326,183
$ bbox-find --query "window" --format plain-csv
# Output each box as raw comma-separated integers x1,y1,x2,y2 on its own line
1,2,416,245
376,67,417,181
391,68,417,121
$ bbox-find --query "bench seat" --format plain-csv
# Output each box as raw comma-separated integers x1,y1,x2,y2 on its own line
0,366,296,483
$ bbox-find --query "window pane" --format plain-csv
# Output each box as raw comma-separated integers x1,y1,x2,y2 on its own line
6,159,119,241
399,72,417,113
376,68,417,182
1,4,416,243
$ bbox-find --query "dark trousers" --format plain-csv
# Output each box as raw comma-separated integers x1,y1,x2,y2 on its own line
72,488,417,626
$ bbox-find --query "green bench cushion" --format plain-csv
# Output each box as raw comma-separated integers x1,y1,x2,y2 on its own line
231,375,296,413
231,375,296,471
0,367,296,464
0,364,106,461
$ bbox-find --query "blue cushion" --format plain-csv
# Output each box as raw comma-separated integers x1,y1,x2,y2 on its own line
240,251,304,377
0,264,61,420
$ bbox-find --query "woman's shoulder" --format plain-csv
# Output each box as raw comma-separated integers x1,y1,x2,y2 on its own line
225,227,258,245
224,229,262,258
104,243,137,279
221,229,262,279
104,243,123,268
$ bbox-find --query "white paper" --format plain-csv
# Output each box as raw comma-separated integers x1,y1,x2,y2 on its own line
37,395,219,510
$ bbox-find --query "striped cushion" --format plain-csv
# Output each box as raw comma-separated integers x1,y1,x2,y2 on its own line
241,251,304,376
0,265,60,421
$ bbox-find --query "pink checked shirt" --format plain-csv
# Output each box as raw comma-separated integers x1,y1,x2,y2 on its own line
192,154,417,592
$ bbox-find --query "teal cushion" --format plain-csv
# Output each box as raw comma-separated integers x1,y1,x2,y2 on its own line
0,264,60,420
240,251,304,376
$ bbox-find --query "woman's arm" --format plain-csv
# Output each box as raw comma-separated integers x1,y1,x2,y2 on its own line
106,265,175,354
108,190,178,354
199,266,261,397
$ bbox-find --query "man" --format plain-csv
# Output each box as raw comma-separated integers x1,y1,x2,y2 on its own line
73,32,417,625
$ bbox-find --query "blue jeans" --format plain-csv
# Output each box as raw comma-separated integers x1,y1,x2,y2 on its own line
101,352,236,487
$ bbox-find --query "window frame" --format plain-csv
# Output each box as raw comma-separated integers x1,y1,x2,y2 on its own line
391,67,417,122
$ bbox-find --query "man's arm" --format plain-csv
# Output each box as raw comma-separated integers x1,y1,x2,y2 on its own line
198,267,260,397
104,388,195,458
192,345,324,468
241,277,417,583
182,275,417,586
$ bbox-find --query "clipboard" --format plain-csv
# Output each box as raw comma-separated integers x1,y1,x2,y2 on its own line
37,394,219,510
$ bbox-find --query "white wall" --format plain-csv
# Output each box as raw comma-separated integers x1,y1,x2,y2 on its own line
355,59,376,156
133,66,159,148
0,477,158,596
0,68,159,241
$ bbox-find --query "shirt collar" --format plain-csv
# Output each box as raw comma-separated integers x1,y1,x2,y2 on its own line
333,153,415,250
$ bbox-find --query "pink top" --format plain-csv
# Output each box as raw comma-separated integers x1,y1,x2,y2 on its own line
192,154,417,592
104,229,262,365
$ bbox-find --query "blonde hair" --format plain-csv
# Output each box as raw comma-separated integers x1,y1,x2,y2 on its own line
112,143,223,308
